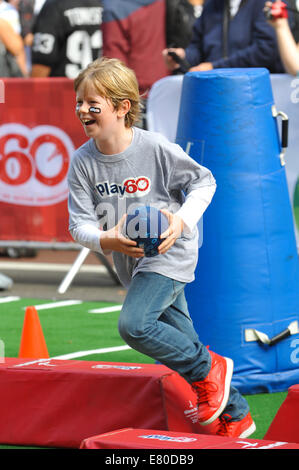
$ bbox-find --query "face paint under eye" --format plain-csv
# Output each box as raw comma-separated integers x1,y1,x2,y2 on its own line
89,106,101,114
75,104,101,114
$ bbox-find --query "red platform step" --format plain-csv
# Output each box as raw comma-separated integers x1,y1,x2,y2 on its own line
0,358,216,448
80,427,299,449
264,385,299,443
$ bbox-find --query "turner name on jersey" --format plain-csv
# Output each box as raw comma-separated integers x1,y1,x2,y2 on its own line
32,0,103,78
64,7,102,26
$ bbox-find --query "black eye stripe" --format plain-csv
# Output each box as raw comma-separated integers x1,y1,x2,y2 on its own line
89,106,101,114
75,105,101,114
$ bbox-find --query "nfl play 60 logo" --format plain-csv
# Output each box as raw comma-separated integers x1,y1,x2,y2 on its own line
0,123,75,206
95,176,151,199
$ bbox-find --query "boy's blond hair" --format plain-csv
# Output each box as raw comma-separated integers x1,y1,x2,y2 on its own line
74,57,141,128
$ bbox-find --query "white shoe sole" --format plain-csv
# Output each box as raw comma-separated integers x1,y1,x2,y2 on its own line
239,421,256,438
200,356,234,426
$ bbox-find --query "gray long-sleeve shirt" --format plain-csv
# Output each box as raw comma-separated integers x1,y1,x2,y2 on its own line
68,127,216,288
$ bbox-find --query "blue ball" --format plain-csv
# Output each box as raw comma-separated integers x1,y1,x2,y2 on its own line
125,206,169,257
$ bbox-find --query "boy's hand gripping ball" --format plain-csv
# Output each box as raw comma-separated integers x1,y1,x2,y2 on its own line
124,206,169,257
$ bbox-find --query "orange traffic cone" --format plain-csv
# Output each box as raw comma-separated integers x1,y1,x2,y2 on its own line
18,306,49,359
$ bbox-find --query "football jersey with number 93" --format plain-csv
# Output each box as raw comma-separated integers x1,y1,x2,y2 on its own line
31,0,103,78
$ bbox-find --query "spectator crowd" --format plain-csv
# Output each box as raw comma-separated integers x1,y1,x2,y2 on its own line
0,1,298,83
2,0,296,129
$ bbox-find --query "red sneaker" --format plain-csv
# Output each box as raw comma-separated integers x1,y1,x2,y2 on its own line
217,412,256,438
191,350,233,425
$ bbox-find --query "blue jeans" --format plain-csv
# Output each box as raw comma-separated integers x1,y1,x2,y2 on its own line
118,271,249,420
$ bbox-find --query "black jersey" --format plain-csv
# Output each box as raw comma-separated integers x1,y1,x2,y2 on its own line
31,0,103,78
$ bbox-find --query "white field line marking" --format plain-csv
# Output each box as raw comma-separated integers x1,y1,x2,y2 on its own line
27,300,83,310
13,345,132,367
88,305,123,314
52,345,131,360
0,296,20,303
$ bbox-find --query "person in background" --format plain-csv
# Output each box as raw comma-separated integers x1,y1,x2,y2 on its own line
163,0,285,74
31,0,103,78
102,0,169,129
0,0,21,33
17,0,52,72
265,1,299,75
16,0,35,72
33,0,45,14
288,0,299,42
0,1,28,75
18,0,35,45
166,0,205,49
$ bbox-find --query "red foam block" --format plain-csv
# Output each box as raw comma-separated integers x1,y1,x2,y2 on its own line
80,427,299,449
0,358,216,448
264,385,299,443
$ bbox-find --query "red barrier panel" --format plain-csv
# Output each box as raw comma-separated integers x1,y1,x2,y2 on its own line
0,78,86,242
0,358,216,448
80,427,299,450
264,385,299,443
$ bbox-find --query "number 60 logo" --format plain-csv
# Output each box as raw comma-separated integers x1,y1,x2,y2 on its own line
0,124,75,206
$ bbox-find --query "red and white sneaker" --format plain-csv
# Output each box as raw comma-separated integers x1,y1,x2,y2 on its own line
191,349,233,425
217,412,256,438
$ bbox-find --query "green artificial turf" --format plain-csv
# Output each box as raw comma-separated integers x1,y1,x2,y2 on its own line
0,297,153,363
245,391,287,439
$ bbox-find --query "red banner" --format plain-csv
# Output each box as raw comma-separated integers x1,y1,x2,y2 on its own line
0,78,86,242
